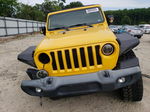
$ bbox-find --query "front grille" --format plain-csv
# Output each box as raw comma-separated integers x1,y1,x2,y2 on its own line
50,45,102,72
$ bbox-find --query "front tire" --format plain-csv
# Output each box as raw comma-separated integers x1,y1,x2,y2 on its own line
137,36,142,39
120,76,143,102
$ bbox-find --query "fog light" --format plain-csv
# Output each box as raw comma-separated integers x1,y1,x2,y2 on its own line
118,77,126,83
35,88,42,93
36,70,48,79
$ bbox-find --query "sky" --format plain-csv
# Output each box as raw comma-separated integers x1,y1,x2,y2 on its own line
18,0,150,10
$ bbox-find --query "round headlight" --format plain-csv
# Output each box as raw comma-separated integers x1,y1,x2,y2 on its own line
102,44,114,56
38,53,50,64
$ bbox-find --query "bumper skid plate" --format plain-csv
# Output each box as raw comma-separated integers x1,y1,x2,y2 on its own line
21,67,141,97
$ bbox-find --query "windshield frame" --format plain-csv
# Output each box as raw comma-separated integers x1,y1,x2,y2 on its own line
47,7,105,31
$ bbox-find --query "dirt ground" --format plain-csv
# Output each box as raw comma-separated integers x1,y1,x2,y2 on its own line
0,34,150,112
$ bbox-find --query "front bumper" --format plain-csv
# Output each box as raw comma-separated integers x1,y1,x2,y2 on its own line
21,67,141,97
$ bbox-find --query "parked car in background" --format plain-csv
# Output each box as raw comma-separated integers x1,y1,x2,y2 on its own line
117,28,126,34
144,26,150,34
109,25,119,33
109,25,125,34
123,26,144,39
139,24,150,34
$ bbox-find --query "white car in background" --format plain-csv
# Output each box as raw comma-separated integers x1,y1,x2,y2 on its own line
123,26,144,39
139,24,150,34
144,26,150,34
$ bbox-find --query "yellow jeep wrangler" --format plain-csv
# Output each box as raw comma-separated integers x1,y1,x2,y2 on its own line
18,4,143,101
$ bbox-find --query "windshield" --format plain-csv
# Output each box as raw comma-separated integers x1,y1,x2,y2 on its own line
48,7,104,30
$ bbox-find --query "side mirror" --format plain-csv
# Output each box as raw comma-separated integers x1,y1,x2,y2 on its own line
40,26,46,35
107,15,114,25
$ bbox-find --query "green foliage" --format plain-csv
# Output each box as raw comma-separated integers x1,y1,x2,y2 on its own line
0,0,149,25
16,3,45,21
64,1,83,9
58,0,66,3
0,0,84,21
0,0,18,17
39,0,62,19
121,16,131,25
105,8,150,25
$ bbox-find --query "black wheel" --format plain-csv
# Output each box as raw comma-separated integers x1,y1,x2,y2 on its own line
120,76,143,102
137,36,142,39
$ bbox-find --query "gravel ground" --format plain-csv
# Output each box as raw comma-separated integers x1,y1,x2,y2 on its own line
0,34,150,112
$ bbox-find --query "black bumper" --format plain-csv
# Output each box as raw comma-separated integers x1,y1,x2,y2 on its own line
21,67,141,97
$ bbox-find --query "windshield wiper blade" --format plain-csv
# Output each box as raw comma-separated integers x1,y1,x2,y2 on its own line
68,23,93,28
49,26,69,31
49,23,93,31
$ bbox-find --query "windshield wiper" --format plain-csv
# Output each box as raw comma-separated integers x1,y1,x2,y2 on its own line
49,23,93,31
49,26,69,31
68,23,93,28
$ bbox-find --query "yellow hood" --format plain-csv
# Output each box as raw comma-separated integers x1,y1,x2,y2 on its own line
35,26,117,53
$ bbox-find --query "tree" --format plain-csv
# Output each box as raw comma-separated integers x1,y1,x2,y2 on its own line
0,0,18,17
16,3,45,21
105,8,150,25
65,1,83,9
121,16,131,25
1,0,149,25
40,0,61,16
58,0,66,3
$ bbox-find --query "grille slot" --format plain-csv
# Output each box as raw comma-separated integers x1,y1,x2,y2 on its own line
95,45,101,65
58,51,64,69
72,49,79,68
87,47,94,66
50,52,57,70
80,48,86,67
65,50,72,69
50,45,102,72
